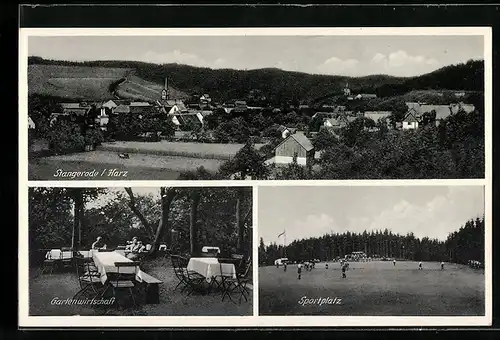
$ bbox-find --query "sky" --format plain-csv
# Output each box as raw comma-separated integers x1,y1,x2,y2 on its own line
258,186,484,245
85,187,160,209
28,35,484,77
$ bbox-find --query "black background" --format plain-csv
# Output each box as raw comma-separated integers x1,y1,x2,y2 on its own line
6,2,500,339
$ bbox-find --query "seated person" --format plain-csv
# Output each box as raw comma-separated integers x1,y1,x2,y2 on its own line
127,240,146,260
125,237,138,251
91,236,106,250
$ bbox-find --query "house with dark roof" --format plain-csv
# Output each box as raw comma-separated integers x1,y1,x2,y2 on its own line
274,132,315,166
402,110,420,130
337,113,357,128
170,112,203,130
363,111,393,126
323,118,341,129
60,102,92,116
161,99,188,115
114,104,131,115
403,102,475,128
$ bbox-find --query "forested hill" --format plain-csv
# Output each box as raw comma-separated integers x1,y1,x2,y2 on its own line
28,56,483,103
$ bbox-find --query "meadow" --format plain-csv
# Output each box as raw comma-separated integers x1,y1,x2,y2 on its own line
28,155,183,180
259,261,484,316
99,141,265,160
28,64,131,100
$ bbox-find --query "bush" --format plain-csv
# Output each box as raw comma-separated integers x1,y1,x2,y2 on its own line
46,120,85,154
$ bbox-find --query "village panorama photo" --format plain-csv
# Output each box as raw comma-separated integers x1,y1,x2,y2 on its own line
22,30,487,180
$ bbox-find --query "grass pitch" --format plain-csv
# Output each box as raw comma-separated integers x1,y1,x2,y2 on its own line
259,261,484,316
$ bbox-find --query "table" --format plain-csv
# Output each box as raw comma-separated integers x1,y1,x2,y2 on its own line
45,249,95,259
92,251,140,284
201,246,221,254
187,257,236,282
45,249,73,260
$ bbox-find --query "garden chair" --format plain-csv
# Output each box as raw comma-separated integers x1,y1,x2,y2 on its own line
178,256,207,296
221,259,252,304
170,255,189,292
41,249,60,274
60,247,74,271
107,261,141,308
73,256,103,299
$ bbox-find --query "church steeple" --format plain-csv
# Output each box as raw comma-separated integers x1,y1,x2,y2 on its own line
161,76,168,100
343,82,351,96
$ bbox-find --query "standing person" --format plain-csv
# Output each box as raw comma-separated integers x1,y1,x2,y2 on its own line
393,259,396,267
284,262,287,272
297,262,302,280
441,262,444,270
419,261,423,270
341,263,347,278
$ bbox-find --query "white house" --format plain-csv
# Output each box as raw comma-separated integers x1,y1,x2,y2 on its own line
402,110,419,130
323,118,340,128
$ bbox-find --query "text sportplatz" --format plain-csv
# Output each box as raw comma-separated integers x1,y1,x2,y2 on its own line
53,168,128,179
298,296,342,306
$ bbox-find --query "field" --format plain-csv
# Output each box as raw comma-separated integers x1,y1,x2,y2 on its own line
28,64,132,100
27,141,266,180
28,64,187,101
28,150,228,180
115,75,188,101
99,141,265,160
259,261,484,316
29,158,181,180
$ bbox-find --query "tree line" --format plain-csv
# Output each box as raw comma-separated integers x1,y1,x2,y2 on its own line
258,216,485,266
28,57,484,104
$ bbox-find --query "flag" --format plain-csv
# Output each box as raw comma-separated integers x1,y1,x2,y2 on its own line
278,230,286,238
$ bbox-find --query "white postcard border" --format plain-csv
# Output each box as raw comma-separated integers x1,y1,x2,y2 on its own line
18,26,492,328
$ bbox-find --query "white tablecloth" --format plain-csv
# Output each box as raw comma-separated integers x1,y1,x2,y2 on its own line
187,257,236,282
45,249,95,259
201,246,221,253
92,251,139,284
45,249,73,260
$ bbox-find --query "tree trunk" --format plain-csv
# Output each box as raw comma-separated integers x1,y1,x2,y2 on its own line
236,188,244,250
77,200,84,249
124,187,155,238
149,187,177,255
189,191,201,255
71,189,83,250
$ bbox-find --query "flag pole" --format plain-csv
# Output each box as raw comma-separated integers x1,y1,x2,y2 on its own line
284,229,286,257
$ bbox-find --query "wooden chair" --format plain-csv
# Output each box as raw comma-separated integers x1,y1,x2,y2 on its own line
41,249,60,274
221,259,252,304
109,261,140,307
60,247,74,270
170,255,189,292
178,256,206,296
73,256,102,299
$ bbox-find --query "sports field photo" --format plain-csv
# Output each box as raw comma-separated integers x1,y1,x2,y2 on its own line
258,185,486,316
